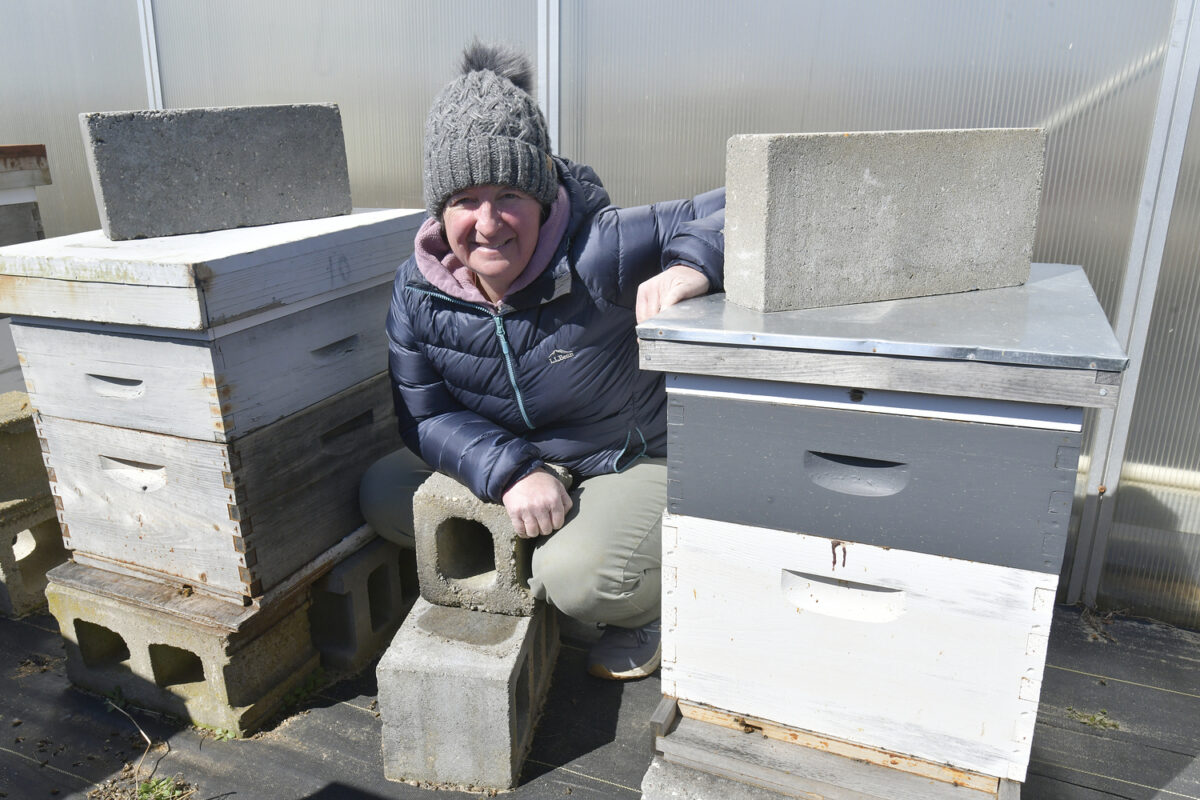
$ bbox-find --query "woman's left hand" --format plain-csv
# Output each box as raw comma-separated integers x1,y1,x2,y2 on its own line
636,265,711,323
503,469,573,538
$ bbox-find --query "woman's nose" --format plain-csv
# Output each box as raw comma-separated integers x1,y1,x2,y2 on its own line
475,202,503,235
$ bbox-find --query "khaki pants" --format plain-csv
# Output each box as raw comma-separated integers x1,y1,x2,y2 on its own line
359,449,665,628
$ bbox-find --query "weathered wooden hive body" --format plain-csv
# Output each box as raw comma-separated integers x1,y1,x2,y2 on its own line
0,209,422,602
638,264,1127,796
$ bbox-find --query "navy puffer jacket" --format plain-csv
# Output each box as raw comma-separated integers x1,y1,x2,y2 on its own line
387,157,725,502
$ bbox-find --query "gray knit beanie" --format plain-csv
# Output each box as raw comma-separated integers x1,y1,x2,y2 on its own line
423,41,557,218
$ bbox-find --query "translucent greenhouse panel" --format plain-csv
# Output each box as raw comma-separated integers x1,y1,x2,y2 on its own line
1100,71,1200,628
151,0,537,211
560,0,1171,324
0,0,148,236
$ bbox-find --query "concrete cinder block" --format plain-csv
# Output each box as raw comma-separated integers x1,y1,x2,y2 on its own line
0,391,50,503
46,561,320,737
376,597,559,789
0,497,63,617
309,536,413,674
724,128,1046,312
413,472,536,616
0,391,64,616
80,104,352,240
0,202,45,247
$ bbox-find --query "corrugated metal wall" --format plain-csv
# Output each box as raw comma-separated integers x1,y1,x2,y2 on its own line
1,0,1197,625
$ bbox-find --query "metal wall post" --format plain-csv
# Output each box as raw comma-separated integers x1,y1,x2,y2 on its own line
136,0,164,110
1067,0,1200,605
537,0,561,153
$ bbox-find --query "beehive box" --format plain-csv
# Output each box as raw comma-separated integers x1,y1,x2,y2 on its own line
639,264,1127,786
11,280,391,442
38,372,401,602
662,512,1056,782
0,208,422,329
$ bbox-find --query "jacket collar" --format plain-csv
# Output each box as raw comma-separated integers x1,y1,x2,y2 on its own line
503,157,611,309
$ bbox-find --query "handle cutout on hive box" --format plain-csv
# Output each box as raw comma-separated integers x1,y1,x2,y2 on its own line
781,569,905,623
100,455,167,492
311,334,359,360
320,410,373,455
86,373,145,399
803,451,909,497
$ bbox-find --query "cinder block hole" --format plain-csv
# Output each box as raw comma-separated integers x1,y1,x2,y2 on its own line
539,614,554,669
514,652,532,742
148,643,204,687
435,518,496,582
309,591,354,651
12,529,36,561
397,548,419,599
367,564,391,633
12,522,65,579
74,620,130,668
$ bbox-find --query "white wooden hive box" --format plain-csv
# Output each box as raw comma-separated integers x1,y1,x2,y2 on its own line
37,372,400,602
11,279,393,442
0,208,422,329
661,512,1054,783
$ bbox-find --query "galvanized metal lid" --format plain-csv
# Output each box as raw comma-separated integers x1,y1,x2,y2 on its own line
637,263,1128,371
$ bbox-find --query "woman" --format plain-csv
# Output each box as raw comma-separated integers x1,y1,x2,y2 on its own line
361,41,724,680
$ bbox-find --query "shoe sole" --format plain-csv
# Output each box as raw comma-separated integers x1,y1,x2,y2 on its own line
586,641,662,681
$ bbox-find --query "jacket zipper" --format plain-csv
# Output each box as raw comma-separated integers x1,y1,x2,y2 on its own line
406,286,536,430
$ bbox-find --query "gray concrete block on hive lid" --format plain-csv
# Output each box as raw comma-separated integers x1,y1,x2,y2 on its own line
723,128,1046,312
376,597,559,789
80,104,351,240
413,471,537,616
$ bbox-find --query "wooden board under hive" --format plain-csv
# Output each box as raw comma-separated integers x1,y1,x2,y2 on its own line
37,372,400,602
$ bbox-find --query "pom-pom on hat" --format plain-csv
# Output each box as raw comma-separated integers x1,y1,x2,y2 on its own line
423,41,558,218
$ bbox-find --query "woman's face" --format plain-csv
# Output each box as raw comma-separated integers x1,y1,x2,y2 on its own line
442,185,542,301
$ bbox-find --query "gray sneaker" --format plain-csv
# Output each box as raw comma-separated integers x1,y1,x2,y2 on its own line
586,619,661,680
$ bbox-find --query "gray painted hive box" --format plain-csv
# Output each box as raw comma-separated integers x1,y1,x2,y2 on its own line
80,104,352,240
638,264,1126,788
723,128,1045,311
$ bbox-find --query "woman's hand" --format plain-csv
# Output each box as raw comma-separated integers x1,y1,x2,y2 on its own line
636,264,711,323
503,469,573,538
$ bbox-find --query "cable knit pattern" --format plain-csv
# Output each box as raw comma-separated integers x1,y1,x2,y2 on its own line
423,44,557,217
